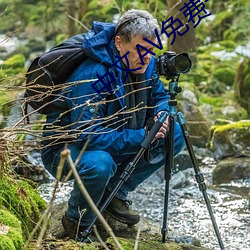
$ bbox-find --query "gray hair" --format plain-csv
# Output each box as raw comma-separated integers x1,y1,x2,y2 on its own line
115,9,160,43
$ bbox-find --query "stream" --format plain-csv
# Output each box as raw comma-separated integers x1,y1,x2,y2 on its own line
38,155,250,250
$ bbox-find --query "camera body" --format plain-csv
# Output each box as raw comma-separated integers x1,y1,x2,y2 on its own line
156,51,192,79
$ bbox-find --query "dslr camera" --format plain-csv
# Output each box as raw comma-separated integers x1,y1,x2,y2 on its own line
156,51,192,79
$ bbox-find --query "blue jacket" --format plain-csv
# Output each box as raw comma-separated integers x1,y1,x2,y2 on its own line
44,21,170,156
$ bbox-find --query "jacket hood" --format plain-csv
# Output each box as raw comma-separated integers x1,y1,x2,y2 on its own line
82,21,116,65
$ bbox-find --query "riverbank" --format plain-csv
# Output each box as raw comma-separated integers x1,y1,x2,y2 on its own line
38,155,250,250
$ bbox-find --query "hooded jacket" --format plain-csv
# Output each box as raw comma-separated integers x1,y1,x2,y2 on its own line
43,21,170,156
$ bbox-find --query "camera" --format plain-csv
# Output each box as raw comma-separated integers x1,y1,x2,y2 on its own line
156,51,192,79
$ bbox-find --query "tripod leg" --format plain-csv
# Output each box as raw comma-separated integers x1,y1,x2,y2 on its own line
162,114,175,243
177,112,225,250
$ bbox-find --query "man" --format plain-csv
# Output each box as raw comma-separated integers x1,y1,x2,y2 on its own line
41,9,185,241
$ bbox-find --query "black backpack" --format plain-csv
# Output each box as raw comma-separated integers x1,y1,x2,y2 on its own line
24,34,87,115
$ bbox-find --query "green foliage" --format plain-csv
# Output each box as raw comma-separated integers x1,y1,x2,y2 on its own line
0,54,26,86
213,67,235,86
199,95,224,107
1,54,25,69
197,0,250,45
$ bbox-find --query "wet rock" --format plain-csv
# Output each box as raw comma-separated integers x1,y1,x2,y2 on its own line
209,120,250,160
170,168,193,189
213,157,250,184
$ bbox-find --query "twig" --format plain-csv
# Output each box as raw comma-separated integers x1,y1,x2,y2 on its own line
68,14,90,31
61,148,124,250
93,225,110,250
134,219,142,250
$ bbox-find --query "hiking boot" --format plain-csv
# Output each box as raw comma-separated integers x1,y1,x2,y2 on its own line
105,196,140,225
61,213,97,243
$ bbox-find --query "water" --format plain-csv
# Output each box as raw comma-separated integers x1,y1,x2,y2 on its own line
38,157,250,250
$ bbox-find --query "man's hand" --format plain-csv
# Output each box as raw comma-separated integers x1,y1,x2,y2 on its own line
154,111,169,139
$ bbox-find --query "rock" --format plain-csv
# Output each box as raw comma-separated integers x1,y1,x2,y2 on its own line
44,202,211,250
170,168,193,189
181,89,199,105
179,100,211,148
221,105,237,116
213,157,250,184
209,120,250,160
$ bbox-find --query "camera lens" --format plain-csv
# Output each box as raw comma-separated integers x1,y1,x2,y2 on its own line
174,53,192,73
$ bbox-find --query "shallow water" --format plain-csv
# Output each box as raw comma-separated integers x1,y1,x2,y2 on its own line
38,157,250,250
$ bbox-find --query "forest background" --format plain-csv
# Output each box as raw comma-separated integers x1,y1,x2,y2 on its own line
0,0,250,126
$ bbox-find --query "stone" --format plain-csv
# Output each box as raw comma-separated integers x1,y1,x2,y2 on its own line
179,100,211,148
209,120,250,160
213,157,250,184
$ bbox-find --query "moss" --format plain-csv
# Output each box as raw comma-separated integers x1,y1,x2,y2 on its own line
0,209,21,229
0,235,16,250
0,209,24,249
213,120,250,133
217,40,237,51
209,120,250,151
199,95,224,107
0,175,47,239
7,228,24,249
106,237,209,250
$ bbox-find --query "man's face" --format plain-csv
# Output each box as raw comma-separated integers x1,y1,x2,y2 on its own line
115,35,156,75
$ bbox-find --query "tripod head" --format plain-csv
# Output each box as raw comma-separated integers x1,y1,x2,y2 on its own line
168,76,182,100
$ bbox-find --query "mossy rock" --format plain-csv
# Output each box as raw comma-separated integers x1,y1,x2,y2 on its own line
199,92,249,122
209,120,250,160
213,157,250,184
0,209,24,250
0,174,47,239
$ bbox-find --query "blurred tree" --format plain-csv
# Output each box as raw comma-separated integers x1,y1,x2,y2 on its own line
166,0,196,55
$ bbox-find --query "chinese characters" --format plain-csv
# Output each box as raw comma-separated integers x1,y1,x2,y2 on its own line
92,0,210,94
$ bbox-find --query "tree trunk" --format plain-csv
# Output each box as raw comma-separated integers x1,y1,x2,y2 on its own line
166,0,196,62
67,0,77,36
78,0,88,20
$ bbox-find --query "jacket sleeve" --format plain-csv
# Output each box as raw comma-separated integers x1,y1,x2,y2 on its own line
65,60,146,156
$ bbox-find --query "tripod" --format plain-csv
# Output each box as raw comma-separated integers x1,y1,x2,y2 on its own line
162,77,225,249
82,77,225,250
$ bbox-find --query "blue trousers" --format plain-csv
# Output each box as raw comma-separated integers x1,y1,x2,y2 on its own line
41,123,185,226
